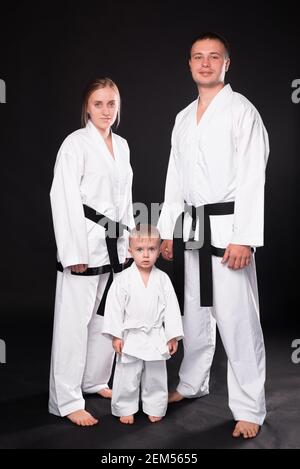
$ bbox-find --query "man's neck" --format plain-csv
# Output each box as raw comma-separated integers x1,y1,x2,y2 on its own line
197,82,225,108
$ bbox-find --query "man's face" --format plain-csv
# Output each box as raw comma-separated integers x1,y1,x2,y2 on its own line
189,39,230,87
129,237,160,270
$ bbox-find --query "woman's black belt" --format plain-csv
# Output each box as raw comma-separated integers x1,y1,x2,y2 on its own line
56,204,131,316
173,201,235,314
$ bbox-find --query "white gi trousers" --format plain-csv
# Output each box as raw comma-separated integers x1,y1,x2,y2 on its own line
112,359,168,417
177,251,266,425
49,269,115,417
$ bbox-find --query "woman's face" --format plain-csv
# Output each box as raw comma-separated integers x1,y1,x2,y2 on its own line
86,87,119,133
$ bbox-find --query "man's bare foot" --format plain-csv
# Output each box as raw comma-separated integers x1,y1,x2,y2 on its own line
148,416,162,423
168,391,184,403
67,409,98,426
97,388,112,399
120,415,134,424
232,421,260,439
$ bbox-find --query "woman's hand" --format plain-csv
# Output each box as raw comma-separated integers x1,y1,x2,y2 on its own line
70,264,88,273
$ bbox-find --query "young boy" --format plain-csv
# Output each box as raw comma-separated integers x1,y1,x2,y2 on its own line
102,224,183,424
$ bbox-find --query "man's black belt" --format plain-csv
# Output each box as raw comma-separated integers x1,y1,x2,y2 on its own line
57,204,131,316
173,201,235,314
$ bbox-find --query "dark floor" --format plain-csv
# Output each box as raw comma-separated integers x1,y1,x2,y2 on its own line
0,316,299,449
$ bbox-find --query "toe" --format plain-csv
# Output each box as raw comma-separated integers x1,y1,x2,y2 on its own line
232,427,241,437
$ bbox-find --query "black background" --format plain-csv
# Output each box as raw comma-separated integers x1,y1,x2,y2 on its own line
0,0,299,329
0,0,300,451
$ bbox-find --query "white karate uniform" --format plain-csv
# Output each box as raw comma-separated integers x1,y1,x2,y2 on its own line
102,262,184,417
49,120,135,417
158,84,269,425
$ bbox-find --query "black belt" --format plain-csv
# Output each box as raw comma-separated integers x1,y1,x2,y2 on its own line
56,262,111,276
83,204,129,274
57,204,131,316
173,201,235,313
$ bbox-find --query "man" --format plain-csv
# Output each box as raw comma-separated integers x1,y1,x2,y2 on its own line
158,32,269,439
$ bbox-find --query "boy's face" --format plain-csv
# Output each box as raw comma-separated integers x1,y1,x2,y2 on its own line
129,237,160,270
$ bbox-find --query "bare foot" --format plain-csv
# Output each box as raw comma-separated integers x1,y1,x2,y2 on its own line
232,421,260,439
148,416,162,423
168,391,184,403
120,415,134,424
97,388,112,399
67,409,98,426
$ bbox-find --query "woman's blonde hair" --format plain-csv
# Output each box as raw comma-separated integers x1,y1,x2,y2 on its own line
81,77,121,127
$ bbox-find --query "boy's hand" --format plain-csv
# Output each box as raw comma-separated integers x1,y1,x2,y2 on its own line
112,338,123,355
168,338,178,355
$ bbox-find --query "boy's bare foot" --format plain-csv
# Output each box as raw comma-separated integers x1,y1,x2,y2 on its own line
168,391,184,403
67,409,98,426
97,388,112,399
232,421,260,439
120,415,134,424
148,416,162,423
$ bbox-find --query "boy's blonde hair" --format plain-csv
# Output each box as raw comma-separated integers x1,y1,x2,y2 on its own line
129,224,161,245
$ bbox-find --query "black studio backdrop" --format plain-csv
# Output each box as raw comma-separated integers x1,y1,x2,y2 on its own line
0,0,299,329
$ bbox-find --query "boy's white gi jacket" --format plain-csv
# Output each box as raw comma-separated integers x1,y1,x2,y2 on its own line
102,263,184,363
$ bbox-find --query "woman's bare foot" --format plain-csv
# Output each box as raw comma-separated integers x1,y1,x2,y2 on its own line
148,416,162,423
168,391,184,403
232,421,260,439
97,388,112,399
120,415,134,424
67,409,98,426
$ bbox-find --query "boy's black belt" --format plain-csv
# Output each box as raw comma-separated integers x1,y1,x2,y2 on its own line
173,201,235,314
57,204,131,315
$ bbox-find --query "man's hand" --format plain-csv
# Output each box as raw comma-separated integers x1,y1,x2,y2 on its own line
168,338,178,355
112,338,123,355
222,244,252,270
161,240,173,261
70,264,88,273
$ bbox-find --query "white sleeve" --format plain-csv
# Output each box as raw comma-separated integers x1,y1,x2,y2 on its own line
102,277,126,340
50,137,89,268
231,106,269,247
124,182,135,231
121,141,135,258
157,121,185,240
123,192,135,259
162,275,184,342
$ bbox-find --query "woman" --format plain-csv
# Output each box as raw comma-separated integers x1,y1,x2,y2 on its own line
49,78,135,426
